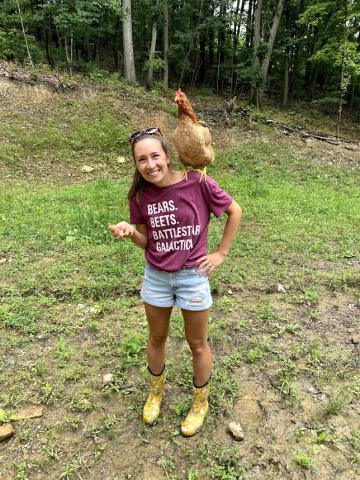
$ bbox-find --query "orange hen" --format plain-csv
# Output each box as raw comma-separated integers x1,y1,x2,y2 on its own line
173,89,214,181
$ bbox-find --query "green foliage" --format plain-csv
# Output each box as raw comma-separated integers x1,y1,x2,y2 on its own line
235,63,264,89
0,11,43,63
0,0,359,110
293,450,314,470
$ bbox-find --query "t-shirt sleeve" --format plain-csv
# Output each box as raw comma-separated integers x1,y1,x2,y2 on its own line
204,176,233,218
129,196,145,224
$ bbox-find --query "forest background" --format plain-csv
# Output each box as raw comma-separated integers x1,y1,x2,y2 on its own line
1,0,360,115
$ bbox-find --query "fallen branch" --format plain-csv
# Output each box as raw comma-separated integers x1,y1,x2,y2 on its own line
280,125,343,145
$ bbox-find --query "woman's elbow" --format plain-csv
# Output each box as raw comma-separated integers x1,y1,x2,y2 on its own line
228,201,242,221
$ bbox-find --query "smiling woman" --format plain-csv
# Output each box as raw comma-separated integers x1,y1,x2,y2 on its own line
133,134,184,189
108,127,242,437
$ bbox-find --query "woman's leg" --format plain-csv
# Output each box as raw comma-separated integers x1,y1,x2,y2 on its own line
182,308,212,386
143,303,172,425
180,308,212,436
144,303,172,374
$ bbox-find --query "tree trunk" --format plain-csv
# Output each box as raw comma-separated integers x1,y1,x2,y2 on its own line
349,78,356,114
64,36,73,75
350,31,360,114
249,0,262,103
233,0,241,39
258,0,285,106
245,0,254,48
95,14,103,65
122,0,136,84
336,49,345,138
283,52,289,107
113,17,120,69
199,31,206,84
163,0,169,88
44,26,53,67
147,0,160,89
253,0,262,65
336,0,349,138
208,24,214,67
310,64,319,100
15,0,34,68
217,5,226,64
236,0,246,38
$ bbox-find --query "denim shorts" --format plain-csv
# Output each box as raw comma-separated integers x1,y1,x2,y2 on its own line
140,263,213,311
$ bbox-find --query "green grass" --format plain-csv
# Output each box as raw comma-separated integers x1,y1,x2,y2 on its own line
0,77,359,479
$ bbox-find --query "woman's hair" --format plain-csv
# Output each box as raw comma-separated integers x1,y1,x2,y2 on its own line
127,134,169,201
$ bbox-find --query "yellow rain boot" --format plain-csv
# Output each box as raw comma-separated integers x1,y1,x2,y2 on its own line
180,381,209,437
143,366,165,425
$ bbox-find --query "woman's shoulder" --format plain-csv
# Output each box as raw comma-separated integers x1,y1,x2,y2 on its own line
185,170,214,181
185,170,218,189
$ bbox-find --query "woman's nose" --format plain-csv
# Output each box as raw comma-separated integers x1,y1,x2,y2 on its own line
147,158,156,168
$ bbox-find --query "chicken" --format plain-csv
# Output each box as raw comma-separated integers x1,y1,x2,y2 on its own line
173,89,214,181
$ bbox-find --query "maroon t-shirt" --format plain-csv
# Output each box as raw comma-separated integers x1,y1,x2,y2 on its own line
130,171,233,272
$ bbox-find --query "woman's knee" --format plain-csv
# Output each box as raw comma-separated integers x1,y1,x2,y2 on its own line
148,334,168,348
187,339,209,356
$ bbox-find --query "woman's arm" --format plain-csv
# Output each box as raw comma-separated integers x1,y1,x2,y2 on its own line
216,200,242,257
108,222,148,250
131,223,148,250
196,200,242,275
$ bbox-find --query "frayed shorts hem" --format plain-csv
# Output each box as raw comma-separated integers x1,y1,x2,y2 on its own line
141,293,213,311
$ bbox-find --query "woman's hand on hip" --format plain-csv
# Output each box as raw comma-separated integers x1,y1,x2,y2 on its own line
108,222,135,239
195,252,226,276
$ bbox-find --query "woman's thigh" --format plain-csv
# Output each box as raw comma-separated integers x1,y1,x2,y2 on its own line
182,308,210,345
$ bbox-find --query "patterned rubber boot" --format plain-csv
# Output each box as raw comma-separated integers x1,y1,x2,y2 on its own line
180,381,209,437
143,366,165,425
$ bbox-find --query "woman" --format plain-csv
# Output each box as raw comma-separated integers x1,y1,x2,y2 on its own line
109,127,242,436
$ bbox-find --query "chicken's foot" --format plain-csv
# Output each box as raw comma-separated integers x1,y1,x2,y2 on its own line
195,167,208,183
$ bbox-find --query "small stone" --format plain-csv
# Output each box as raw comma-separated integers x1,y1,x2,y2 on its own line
228,421,244,441
0,423,14,442
102,373,114,386
11,406,44,421
117,156,126,164
81,165,95,173
251,465,261,475
227,289,234,295
0,257,7,265
277,283,286,293
351,336,360,345
307,385,319,395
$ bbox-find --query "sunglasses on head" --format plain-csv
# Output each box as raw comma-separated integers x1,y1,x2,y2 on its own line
129,127,162,144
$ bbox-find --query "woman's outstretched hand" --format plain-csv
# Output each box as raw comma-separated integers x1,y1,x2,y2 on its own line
195,252,226,276
108,222,135,239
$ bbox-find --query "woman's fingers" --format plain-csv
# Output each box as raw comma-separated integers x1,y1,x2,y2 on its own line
108,223,133,239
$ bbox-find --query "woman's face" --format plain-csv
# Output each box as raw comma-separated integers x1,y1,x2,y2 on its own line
133,137,171,186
